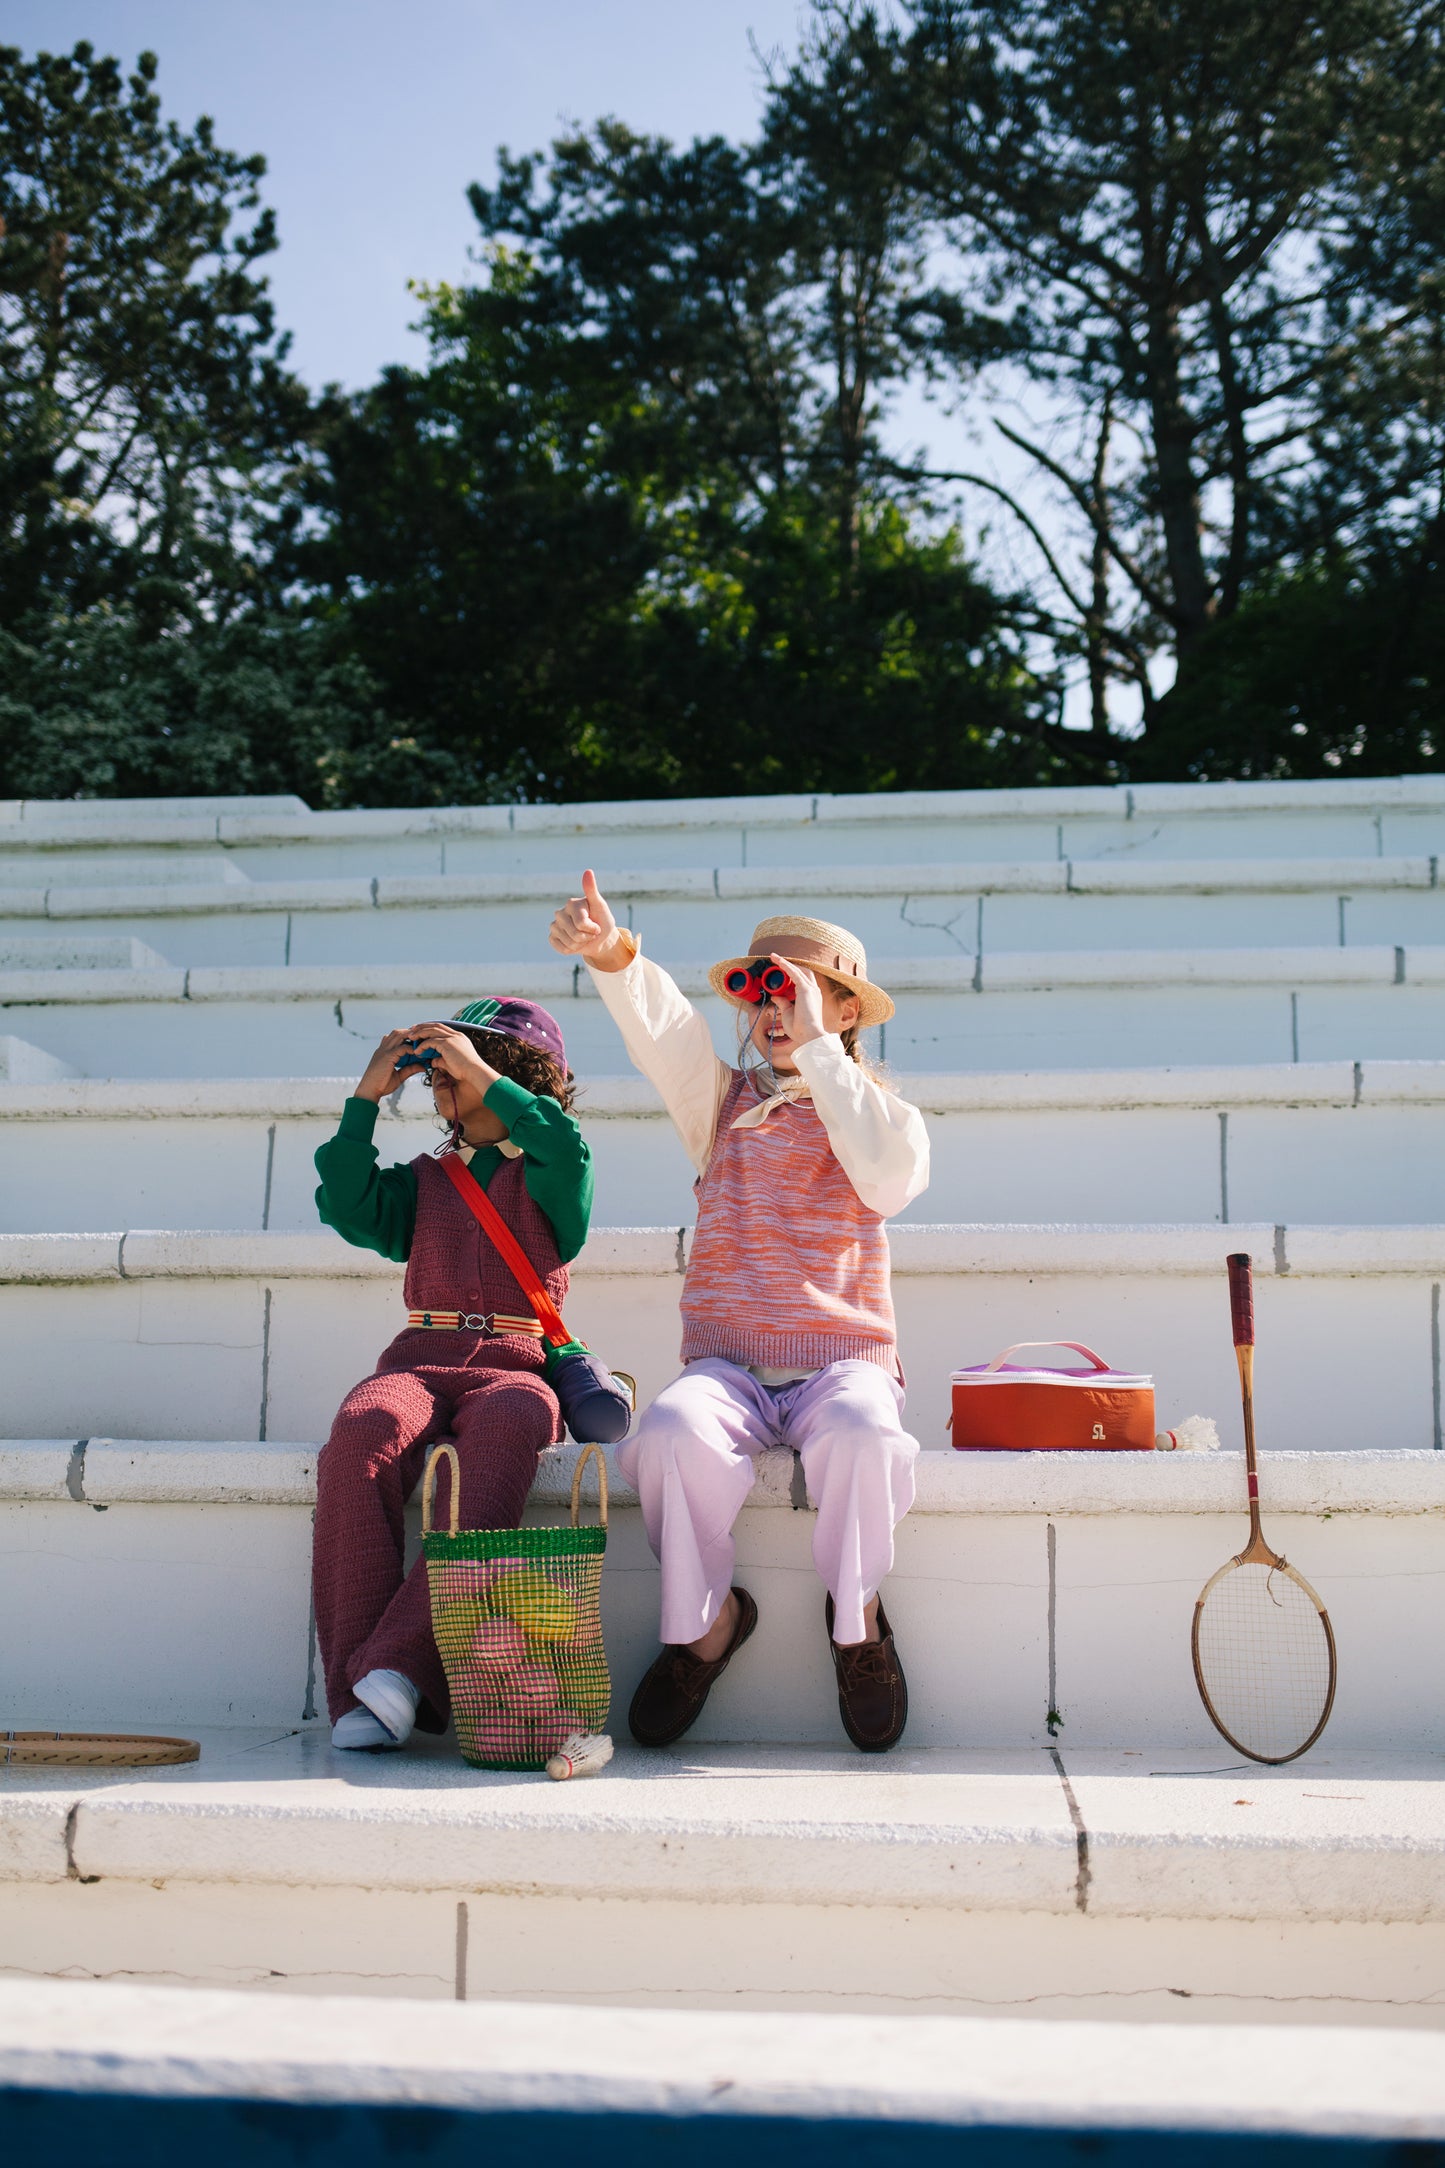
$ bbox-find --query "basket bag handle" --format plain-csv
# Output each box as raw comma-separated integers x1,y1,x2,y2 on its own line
440,1152,572,1348
982,1341,1112,1372
422,1438,609,1534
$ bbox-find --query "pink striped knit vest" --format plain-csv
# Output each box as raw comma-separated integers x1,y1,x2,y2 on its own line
680,1071,897,1373
396,1153,569,1376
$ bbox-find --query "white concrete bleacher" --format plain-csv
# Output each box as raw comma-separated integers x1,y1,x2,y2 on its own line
8,1062,1445,1227
5,1436,1441,1749
2,780,1444,2020
5,1731,1445,2022
2,1221,1444,1450
6,1981,1445,2139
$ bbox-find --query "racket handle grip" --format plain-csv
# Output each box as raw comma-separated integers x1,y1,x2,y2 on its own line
1227,1252,1255,1347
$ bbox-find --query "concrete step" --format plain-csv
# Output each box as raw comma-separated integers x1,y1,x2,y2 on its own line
0,851,250,891
4,1437,1439,1747
0,1221,1441,1451
2,1731,1442,2019
6,778,1445,877
6,1984,1445,2140
0,1037,76,1083
6,795,309,824
3,856,1444,970
0,935,170,970
3,1064,1445,1231
6,947,1445,1075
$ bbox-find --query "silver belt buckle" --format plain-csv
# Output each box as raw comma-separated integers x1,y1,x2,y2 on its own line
460,1312,492,1333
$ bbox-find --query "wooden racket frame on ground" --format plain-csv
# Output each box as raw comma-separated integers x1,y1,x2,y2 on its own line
1190,1252,1338,1765
3,1732,199,1767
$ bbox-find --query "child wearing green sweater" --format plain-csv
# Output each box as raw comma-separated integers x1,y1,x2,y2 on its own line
311,997,593,1752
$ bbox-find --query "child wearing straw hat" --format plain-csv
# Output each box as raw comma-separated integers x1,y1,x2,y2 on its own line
549,873,929,1752
311,998,593,1752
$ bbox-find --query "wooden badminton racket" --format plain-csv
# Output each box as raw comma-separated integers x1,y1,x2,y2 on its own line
2,1731,199,1767
1190,1253,1337,1764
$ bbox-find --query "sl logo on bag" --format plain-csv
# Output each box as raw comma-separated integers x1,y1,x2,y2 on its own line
1091,1422,1106,1440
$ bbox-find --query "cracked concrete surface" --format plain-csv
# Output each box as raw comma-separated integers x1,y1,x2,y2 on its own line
899,892,981,958
3,1738,1444,2020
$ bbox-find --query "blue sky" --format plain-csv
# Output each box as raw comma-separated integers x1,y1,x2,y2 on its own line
8,0,807,387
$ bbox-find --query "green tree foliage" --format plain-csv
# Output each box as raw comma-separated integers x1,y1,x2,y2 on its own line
0,40,382,805
0,608,390,800
7,14,1445,802
0,40,307,622
297,119,1056,803
1145,547,1445,779
831,0,1445,768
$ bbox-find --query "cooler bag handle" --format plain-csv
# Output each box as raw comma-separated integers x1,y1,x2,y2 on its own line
982,1341,1112,1373
440,1151,572,1348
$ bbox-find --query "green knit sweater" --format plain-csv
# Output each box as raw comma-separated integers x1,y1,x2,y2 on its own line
314,1076,593,1263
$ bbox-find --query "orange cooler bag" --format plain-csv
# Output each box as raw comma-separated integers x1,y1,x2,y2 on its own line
951,1342,1155,1452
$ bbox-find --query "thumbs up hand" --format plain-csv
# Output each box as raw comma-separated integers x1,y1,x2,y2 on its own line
549,869,631,971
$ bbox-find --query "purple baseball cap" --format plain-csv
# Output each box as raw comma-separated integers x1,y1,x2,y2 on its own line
451,997,567,1068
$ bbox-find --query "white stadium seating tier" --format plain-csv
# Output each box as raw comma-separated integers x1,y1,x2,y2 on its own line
4,1984,1445,2131
2,781,1443,2019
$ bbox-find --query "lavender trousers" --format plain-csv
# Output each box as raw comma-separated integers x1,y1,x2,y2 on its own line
616,1357,919,1646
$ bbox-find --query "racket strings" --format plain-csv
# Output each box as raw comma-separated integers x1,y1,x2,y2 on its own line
1194,1562,1334,1762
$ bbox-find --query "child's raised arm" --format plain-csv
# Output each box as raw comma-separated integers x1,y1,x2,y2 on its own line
548,869,630,972
315,1031,423,1260
550,869,730,1176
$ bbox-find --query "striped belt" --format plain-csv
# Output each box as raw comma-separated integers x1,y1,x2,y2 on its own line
406,1310,546,1337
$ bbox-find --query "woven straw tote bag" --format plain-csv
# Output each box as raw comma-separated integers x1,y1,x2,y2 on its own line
422,1440,610,1772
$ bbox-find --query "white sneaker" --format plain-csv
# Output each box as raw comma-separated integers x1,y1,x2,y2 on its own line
331,1706,401,1751
353,1667,420,1745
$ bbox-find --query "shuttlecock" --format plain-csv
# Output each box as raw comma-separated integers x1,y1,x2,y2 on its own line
545,1731,614,1781
1155,1415,1221,1453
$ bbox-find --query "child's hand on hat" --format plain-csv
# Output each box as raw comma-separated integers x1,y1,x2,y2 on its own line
549,870,631,970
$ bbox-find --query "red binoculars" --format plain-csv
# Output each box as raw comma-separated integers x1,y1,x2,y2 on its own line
724,960,796,1005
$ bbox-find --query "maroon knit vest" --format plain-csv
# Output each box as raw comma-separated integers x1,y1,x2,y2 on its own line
397,1152,570,1375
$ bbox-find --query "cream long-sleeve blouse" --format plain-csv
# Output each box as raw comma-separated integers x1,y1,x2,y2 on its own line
586,938,930,1219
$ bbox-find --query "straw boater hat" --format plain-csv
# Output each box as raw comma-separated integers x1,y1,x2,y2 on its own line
708,915,895,1027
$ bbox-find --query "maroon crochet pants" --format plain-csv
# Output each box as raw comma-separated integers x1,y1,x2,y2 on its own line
313,1350,559,1729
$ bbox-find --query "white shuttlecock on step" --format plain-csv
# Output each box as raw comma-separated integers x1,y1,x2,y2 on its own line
546,1732,614,1780
1155,1415,1221,1453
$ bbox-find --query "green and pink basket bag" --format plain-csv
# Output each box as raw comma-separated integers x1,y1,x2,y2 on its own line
422,1440,610,1772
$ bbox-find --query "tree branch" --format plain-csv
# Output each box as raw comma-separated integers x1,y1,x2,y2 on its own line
877,455,1090,617
991,417,1181,625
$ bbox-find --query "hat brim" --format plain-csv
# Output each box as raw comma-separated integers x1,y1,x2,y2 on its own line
708,954,895,1028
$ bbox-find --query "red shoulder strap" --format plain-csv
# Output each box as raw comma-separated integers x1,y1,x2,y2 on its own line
440,1152,572,1348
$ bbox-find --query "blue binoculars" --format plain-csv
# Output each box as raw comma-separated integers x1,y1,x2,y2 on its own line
392,1043,439,1079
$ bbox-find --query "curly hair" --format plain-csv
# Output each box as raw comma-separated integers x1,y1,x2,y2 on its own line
454,1025,577,1112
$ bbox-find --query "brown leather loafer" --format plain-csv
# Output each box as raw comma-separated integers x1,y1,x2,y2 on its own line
825,1594,908,1753
628,1586,759,1748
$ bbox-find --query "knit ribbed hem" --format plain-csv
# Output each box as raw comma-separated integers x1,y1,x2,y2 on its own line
338,1095,381,1141
680,1322,897,1372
